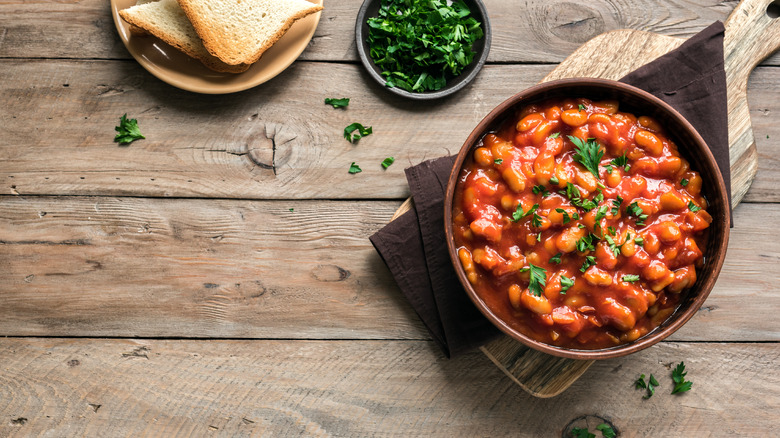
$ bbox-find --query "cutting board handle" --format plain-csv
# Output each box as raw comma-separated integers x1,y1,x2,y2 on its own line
724,0,780,83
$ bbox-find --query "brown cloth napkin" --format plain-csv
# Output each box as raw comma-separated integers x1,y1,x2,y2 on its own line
370,22,730,357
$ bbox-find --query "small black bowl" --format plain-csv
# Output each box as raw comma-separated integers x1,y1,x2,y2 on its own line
355,0,491,100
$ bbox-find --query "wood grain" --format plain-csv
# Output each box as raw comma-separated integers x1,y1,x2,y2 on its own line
0,338,777,436
1,60,779,200
2,0,778,65
0,197,777,341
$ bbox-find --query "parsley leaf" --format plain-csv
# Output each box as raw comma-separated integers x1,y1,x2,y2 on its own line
680,178,689,186
688,201,702,212
626,201,649,226
528,264,547,297
578,104,586,111
634,236,644,246
611,196,623,216
595,205,609,222
556,208,571,224
324,97,350,108
549,132,561,139
344,123,373,143
576,233,597,252
564,182,581,200
531,213,543,228
348,162,362,174
610,153,630,172
596,424,617,438
569,136,604,180
580,255,596,272
570,427,595,438
532,184,550,196
511,203,538,223
494,158,503,165
560,274,574,294
672,361,693,394
549,176,559,185
635,374,647,389
549,252,562,264
622,274,640,283
114,114,145,145
365,0,484,93
644,374,659,399
381,157,395,169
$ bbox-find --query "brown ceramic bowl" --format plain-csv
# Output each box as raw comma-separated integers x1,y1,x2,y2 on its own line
444,78,730,360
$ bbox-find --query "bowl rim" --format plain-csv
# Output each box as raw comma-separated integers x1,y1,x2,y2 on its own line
354,0,492,100
443,77,731,359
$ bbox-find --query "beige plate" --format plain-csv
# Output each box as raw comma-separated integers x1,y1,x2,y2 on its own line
110,0,324,94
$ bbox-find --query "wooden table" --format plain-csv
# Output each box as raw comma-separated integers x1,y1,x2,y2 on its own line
1,1,778,436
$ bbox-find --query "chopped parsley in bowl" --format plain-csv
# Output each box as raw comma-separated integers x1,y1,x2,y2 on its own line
355,0,491,100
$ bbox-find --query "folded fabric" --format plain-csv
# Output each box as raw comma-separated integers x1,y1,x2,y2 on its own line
370,22,729,357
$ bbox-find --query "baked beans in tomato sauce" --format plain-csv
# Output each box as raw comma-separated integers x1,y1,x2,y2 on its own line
452,98,712,349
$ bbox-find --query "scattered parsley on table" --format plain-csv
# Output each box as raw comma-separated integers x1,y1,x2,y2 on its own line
344,123,373,143
365,0,484,92
671,361,693,394
114,114,145,145
348,162,362,174
324,97,350,108
381,157,395,169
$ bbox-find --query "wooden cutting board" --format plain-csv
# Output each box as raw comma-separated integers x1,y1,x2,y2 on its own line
392,0,780,397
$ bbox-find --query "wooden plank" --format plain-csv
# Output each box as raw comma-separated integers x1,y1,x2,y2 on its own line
2,0,778,66
0,196,777,341
0,338,776,436
2,60,779,201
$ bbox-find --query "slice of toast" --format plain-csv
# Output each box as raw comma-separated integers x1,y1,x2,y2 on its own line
177,0,323,66
119,0,251,73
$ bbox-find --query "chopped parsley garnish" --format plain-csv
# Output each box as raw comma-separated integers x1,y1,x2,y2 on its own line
381,157,395,169
569,136,603,180
671,361,693,394
636,373,659,399
511,203,538,222
607,226,617,236
348,162,362,174
549,132,561,139
532,184,550,196
494,158,503,165
680,178,689,186
578,104,586,111
622,274,640,283
609,153,630,172
114,114,145,145
580,255,596,272
560,274,574,294
605,233,631,257
634,236,644,246
344,123,373,143
626,201,649,226
596,424,616,438
635,374,647,389
595,205,609,222
611,196,623,216
688,201,702,212
528,264,547,297
324,97,350,108
593,188,604,204
579,199,597,212
570,427,594,438
549,176,559,185
365,0,484,93
556,208,571,224
563,182,581,200
549,252,562,264
576,234,597,252
531,213,543,228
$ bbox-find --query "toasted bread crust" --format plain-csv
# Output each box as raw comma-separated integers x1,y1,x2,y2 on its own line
119,6,251,73
176,0,322,66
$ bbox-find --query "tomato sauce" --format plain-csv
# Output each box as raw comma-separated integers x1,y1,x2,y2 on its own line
452,98,712,349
